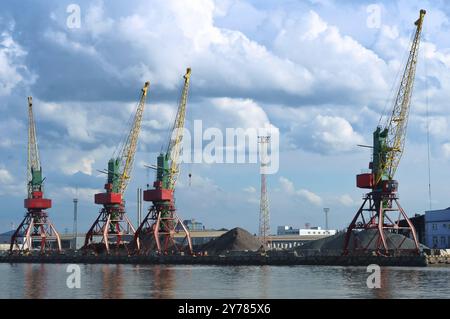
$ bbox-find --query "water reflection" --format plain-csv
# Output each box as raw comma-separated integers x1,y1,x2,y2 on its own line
339,266,396,299
101,265,124,299
258,266,270,299
150,265,175,298
24,264,47,299
1,263,449,299
340,266,380,298
371,267,391,299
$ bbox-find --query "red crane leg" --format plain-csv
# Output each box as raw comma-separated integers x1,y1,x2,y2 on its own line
10,210,61,254
343,190,420,256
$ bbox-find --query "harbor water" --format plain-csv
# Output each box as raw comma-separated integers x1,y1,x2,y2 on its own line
0,263,449,299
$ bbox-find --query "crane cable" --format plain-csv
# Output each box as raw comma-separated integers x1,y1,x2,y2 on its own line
113,96,140,160
162,77,183,155
378,28,416,128
187,75,193,188
424,35,432,210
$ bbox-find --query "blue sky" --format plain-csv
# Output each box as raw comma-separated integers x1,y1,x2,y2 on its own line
0,0,450,234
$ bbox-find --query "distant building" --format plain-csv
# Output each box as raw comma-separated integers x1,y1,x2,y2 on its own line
182,219,205,231
0,231,14,251
398,214,425,245
270,226,336,250
277,225,336,236
0,230,14,244
299,227,336,236
277,226,300,235
425,208,450,249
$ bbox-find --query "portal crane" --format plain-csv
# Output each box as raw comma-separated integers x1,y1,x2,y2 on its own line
343,10,426,255
83,82,150,254
134,68,192,255
10,97,62,253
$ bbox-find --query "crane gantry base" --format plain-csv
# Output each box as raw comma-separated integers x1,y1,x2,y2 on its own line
343,189,420,256
83,207,137,255
133,204,192,255
10,211,61,254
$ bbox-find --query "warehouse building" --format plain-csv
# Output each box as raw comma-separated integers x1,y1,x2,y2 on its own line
425,207,450,249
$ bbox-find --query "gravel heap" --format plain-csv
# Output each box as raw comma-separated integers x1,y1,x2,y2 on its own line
131,229,181,254
295,229,428,255
83,243,130,256
201,227,263,254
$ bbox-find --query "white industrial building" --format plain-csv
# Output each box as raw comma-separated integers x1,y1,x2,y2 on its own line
277,225,336,236
425,208,450,249
268,226,337,249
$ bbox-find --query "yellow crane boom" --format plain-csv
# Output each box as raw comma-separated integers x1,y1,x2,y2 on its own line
378,9,425,183
118,81,150,194
166,68,191,190
27,96,43,196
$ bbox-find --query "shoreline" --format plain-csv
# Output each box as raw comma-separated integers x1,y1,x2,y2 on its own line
1,253,449,267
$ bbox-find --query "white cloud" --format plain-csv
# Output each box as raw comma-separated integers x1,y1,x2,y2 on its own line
1,0,450,233
85,2,114,38
242,186,259,204
210,98,271,129
38,101,96,143
273,10,390,103
0,32,34,96
418,115,448,138
0,168,13,184
338,194,355,207
189,97,279,161
0,118,25,148
52,145,111,176
381,25,399,40
61,156,95,175
443,143,450,159
59,186,101,202
243,186,256,193
54,0,313,95
214,0,267,35
44,31,97,56
310,115,365,153
279,176,322,206
279,176,295,193
36,99,154,144
297,189,323,206
301,11,327,40
0,167,23,196
143,103,177,130
277,108,365,155
178,173,220,190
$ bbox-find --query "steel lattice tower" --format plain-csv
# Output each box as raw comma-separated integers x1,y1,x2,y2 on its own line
258,136,270,248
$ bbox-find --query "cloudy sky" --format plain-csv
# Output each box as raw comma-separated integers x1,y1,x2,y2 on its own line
0,0,449,235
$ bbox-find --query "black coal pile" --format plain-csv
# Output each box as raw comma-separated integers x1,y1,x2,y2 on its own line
295,229,428,255
130,229,182,255
83,243,130,256
201,227,263,255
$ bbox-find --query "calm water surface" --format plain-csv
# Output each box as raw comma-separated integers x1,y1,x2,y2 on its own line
0,263,449,299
